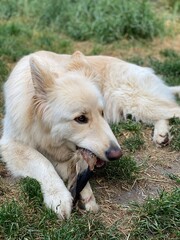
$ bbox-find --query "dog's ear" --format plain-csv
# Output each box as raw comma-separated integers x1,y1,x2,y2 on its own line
67,51,97,79
71,51,85,60
30,57,54,96
30,57,54,115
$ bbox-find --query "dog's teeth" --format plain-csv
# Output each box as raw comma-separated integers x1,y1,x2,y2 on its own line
78,148,97,170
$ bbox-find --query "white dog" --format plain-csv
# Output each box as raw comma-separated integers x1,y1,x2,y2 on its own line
0,51,122,219
0,50,179,219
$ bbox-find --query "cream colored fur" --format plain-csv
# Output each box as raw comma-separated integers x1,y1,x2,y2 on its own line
0,51,120,219
1,50,180,219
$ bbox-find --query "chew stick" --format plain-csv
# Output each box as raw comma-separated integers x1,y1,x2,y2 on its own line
70,167,93,205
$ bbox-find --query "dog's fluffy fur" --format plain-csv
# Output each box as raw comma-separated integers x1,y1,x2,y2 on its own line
0,50,180,218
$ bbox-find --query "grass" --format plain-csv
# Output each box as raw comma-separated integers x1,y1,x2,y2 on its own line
0,0,165,43
1,181,179,239
126,56,145,66
170,118,180,151
0,59,9,112
150,57,180,85
20,177,43,206
123,135,145,153
167,0,180,13
131,188,180,240
149,50,180,86
61,0,165,43
160,48,179,58
98,155,140,181
111,120,145,152
111,119,142,136
168,173,180,184
0,21,73,62
0,200,27,239
0,59,9,84
0,193,123,239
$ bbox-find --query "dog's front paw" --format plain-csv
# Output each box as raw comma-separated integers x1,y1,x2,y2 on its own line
44,188,73,219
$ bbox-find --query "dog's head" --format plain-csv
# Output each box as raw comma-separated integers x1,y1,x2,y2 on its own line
30,51,122,169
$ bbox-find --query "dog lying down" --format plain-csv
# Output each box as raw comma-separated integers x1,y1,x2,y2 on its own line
0,50,180,219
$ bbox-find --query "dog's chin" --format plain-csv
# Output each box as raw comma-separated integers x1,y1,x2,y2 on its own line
76,147,106,171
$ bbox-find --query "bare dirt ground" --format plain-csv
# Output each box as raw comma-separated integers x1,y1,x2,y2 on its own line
74,34,180,60
0,34,179,238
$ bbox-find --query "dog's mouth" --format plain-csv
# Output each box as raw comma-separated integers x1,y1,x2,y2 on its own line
77,147,106,171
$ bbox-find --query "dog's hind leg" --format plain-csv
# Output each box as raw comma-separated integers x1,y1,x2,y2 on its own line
105,90,180,146
153,120,171,147
133,105,180,146
0,140,72,219
140,106,180,146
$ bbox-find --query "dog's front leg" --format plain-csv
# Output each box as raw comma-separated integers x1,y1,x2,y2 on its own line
0,140,72,219
80,182,99,213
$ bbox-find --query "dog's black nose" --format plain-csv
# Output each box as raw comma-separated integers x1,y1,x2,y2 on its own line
105,145,122,161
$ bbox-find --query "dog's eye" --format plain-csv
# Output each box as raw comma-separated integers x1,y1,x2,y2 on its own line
101,111,104,117
74,115,88,124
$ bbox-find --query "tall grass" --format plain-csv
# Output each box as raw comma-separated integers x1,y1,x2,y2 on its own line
63,0,165,42
0,0,165,43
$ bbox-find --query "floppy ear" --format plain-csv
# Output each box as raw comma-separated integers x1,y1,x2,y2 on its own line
30,57,54,115
67,51,97,79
